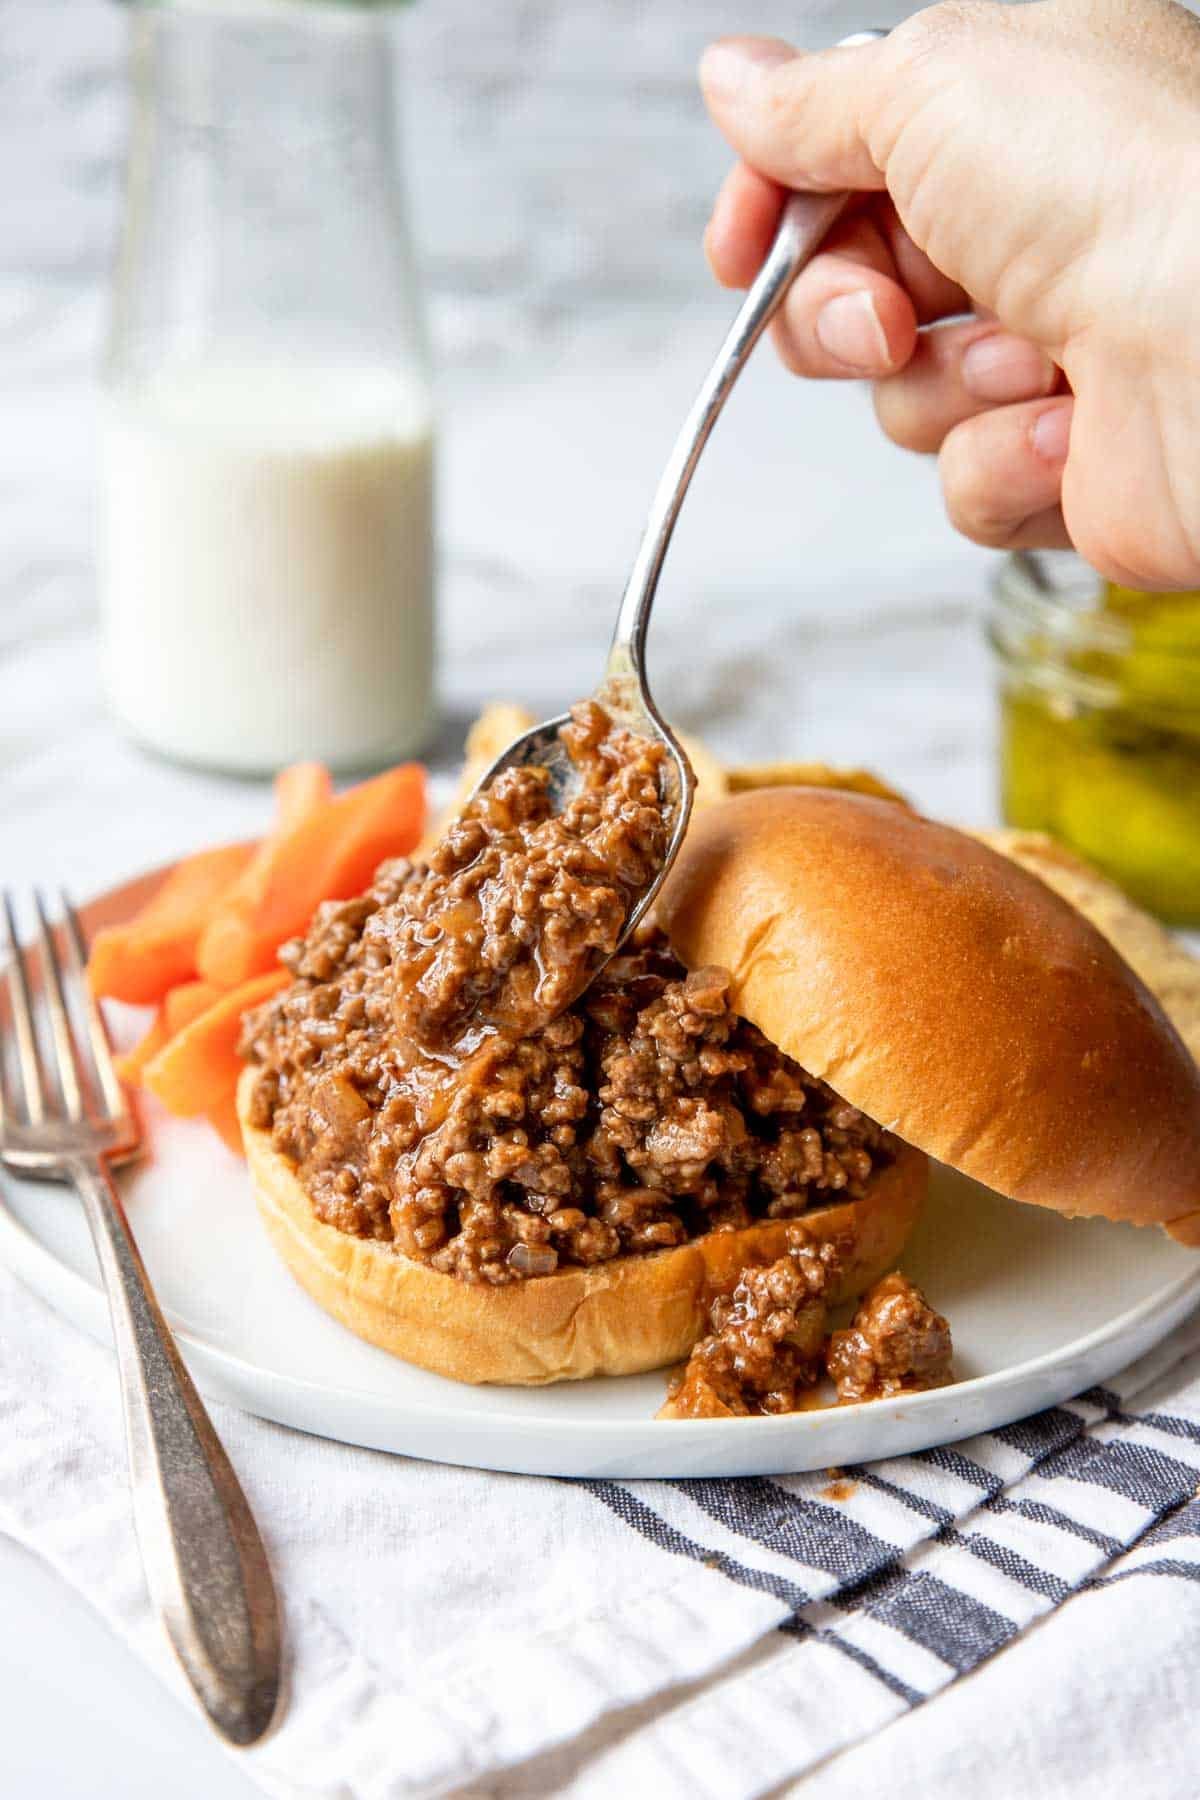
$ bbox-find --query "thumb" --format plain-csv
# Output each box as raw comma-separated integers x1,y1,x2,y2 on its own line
699,34,891,194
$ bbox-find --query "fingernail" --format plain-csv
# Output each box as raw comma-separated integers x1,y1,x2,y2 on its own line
962,332,1057,403
1031,402,1072,464
700,36,795,104
815,290,892,373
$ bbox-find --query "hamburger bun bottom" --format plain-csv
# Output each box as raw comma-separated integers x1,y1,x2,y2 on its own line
238,1067,927,1387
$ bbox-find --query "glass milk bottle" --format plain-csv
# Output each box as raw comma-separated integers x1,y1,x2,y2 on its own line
101,0,435,774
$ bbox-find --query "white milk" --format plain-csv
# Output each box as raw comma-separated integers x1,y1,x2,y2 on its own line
100,358,435,773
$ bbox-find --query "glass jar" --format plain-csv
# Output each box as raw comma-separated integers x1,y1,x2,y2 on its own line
101,0,435,775
988,550,1200,925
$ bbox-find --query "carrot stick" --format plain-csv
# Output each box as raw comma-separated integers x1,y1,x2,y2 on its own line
114,979,226,1087
141,970,289,1117
114,1009,171,1086
205,1093,246,1157
275,761,333,831
197,763,424,986
164,979,225,1034
88,842,255,1005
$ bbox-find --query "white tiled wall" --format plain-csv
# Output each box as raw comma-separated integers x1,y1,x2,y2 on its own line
1,0,917,351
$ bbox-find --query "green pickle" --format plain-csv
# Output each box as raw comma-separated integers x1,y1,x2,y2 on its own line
999,582,1200,925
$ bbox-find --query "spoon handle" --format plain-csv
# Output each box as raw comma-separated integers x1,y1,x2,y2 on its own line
607,185,850,688
607,30,889,700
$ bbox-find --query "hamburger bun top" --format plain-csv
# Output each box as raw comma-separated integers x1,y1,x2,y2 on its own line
657,787,1200,1246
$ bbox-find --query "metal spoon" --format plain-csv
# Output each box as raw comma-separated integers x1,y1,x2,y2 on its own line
470,28,888,950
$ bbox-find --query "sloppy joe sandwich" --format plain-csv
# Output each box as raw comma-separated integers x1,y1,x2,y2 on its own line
237,707,1200,1403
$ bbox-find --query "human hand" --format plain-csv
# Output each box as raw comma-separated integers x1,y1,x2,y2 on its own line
700,0,1200,588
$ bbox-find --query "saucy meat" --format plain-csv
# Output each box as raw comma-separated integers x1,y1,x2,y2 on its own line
661,1260,952,1417
659,1240,840,1418
244,925,886,1283
242,695,898,1287
379,699,668,1055
826,1271,953,1404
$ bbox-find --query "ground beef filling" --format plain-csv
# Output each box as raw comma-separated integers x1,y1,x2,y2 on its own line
241,696,893,1285
378,699,669,1056
660,1240,842,1417
826,1271,954,1404
242,911,890,1285
661,1264,953,1418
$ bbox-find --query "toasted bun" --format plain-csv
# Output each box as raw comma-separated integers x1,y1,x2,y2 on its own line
659,788,1200,1246
238,1067,926,1385
979,827,1200,1069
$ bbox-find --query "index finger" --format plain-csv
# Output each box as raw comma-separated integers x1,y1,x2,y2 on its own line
705,161,969,326
704,161,785,288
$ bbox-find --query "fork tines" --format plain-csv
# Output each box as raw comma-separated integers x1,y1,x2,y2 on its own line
0,891,135,1151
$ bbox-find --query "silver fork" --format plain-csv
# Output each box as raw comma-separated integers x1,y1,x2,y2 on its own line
0,891,281,1746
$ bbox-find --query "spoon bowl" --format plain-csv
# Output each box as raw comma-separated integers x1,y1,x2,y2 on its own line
468,669,694,949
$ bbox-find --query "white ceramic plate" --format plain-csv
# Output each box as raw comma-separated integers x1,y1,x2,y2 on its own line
2,872,1198,1479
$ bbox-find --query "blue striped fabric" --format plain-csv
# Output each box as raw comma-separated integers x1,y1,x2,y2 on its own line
581,1345,1200,1748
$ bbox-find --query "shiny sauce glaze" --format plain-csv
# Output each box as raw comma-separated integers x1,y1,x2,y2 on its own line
241,702,892,1285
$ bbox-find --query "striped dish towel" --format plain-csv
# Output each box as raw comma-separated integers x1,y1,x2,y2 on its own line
4,1260,1199,1800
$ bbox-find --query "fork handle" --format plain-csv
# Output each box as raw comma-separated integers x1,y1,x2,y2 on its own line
72,1155,281,1745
